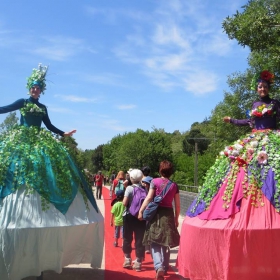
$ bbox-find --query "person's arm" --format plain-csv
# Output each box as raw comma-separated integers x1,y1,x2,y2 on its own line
0,99,25,114
138,188,155,220
110,213,114,226
223,116,251,126
42,107,76,137
123,186,131,207
174,193,180,228
123,196,129,207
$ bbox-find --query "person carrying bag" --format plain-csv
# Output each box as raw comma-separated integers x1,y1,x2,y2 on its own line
142,180,173,222
138,160,180,280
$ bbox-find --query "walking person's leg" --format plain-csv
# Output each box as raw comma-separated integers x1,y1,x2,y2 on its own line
151,242,165,279
122,214,133,268
132,219,145,272
162,246,170,274
96,186,100,199
99,185,103,199
114,226,120,246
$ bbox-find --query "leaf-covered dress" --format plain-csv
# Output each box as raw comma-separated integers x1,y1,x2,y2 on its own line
0,97,104,280
177,96,280,280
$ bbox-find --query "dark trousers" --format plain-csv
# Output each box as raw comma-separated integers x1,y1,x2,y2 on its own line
96,185,102,199
123,213,146,260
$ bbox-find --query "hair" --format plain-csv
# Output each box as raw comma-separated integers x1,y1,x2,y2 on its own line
257,79,271,89
117,194,124,201
159,160,174,178
116,171,125,180
129,169,143,184
141,166,151,176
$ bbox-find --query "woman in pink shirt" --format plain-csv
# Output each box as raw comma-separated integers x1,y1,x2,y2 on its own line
138,160,180,280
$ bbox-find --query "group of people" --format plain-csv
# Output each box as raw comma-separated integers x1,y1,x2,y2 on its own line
110,163,180,280
1,64,280,280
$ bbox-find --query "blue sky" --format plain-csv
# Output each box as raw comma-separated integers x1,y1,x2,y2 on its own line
0,0,249,150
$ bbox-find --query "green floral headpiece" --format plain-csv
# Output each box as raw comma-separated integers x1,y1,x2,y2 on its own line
250,70,275,91
26,63,48,94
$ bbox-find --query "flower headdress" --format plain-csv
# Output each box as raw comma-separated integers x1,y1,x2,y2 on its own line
26,63,49,94
250,70,275,90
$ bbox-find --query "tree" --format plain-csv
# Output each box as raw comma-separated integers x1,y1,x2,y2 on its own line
222,0,280,88
0,112,18,134
92,145,104,172
223,0,280,54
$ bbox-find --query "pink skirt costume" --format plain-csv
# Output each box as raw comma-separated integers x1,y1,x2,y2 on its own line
177,97,280,280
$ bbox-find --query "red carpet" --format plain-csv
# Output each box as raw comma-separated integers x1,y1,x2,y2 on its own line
103,187,181,280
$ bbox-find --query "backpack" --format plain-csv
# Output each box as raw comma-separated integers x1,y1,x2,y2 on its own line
129,186,147,217
114,180,124,194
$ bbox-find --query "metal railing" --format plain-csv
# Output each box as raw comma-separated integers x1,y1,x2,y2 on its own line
178,184,199,193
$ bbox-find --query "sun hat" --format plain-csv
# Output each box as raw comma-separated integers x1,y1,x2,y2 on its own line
142,176,153,184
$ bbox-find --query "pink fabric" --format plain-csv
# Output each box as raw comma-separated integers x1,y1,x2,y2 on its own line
198,167,245,220
177,194,280,280
151,178,178,208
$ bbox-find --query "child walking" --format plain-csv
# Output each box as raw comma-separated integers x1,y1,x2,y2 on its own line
110,189,125,247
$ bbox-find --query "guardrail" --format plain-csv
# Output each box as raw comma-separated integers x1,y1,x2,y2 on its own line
178,185,199,193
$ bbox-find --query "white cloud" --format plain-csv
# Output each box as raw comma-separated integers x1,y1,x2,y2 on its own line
48,107,75,113
85,6,151,22
100,119,128,132
117,104,136,110
31,36,86,61
84,73,123,86
183,71,218,95
54,94,98,102
110,1,235,96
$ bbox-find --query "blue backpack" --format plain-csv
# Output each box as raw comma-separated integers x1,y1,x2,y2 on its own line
114,180,124,194
129,186,147,217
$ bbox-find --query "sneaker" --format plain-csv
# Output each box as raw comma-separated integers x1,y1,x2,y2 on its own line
132,260,142,272
156,267,165,279
114,242,118,247
123,257,132,268
145,250,150,254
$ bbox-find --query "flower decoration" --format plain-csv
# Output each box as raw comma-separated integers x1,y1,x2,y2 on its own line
20,102,46,116
250,70,275,90
260,70,274,83
26,63,48,94
257,150,268,165
248,104,274,118
190,129,280,214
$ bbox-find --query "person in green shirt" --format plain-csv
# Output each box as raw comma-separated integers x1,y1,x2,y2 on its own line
110,189,126,247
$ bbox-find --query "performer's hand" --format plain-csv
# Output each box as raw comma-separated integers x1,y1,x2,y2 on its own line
110,222,113,227
64,129,77,137
223,116,231,123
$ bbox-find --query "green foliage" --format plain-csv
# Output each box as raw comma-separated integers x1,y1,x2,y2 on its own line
101,129,173,176
223,0,280,53
92,145,104,172
0,112,19,134
0,126,81,210
223,0,280,90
